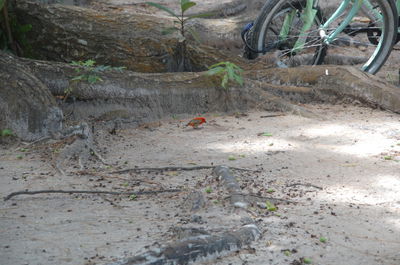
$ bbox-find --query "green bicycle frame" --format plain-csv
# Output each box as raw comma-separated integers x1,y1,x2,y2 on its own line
279,0,394,53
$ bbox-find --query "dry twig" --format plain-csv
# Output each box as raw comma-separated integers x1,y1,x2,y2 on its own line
286,183,323,190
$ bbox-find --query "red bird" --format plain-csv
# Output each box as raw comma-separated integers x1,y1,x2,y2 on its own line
186,117,206,129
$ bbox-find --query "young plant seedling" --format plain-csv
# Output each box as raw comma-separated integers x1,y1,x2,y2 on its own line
207,61,244,89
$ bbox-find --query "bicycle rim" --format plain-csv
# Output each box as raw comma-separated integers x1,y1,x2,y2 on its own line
251,0,396,74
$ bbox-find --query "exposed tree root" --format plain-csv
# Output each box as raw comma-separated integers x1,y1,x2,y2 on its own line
110,165,260,174
53,122,108,175
109,224,260,265
3,189,181,201
286,183,323,190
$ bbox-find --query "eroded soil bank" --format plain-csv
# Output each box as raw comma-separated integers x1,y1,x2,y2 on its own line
1,105,399,265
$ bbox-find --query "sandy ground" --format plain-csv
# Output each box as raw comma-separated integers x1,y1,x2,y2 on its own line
1,104,400,265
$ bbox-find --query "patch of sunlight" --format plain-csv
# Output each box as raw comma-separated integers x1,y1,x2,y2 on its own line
385,218,400,231
305,124,349,137
318,175,400,205
204,138,297,153
303,123,392,157
333,139,392,156
375,175,400,190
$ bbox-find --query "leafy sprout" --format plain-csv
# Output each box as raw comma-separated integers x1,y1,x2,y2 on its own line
146,1,211,41
207,61,244,89
1,129,13,137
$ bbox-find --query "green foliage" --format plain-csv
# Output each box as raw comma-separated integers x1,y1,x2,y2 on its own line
228,155,236,161
1,129,13,137
319,237,327,243
0,1,32,56
66,60,125,96
207,61,244,89
146,1,211,41
265,200,277,211
205,187,212,194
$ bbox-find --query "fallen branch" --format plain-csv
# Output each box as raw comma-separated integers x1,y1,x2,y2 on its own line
111,165,260,174
213,165,249,208
4,188,181,201
229,193,296,204
109,224,261,265
286,183,323,190
260,114,286,118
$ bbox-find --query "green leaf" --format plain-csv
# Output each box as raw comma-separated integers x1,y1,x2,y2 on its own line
206,66,224,76
205,187,212,193
283,250,291,256
232,73,244,86
18,24,32,33
161,26,179,35
1,129,13,137
0,0,5,10
94,65,111,72
181,1,196,13
228,155,236,161
319,237,327,243
71,75,86,81
129,194,137,201
227,65,235,81
266,200,277,211
146,2,179,19
208,62,227,69
303,258,313,264
221,74,229,88
87,75,102,83
70,61,81,66
262,132,273,136
83,59,96,67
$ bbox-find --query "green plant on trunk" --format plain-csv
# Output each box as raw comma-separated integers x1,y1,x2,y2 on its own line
65,60,125,98
1,128,13,137
146,0,211,71
0,0,32,56
207,61,244,89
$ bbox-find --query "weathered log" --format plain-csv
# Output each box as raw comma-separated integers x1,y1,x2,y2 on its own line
0,52,63,141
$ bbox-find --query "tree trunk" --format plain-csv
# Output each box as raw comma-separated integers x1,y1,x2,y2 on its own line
15,0,254,73
0,52,63,141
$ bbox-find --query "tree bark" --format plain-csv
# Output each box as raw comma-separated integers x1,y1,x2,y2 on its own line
15,0,254,73
0,52,63,141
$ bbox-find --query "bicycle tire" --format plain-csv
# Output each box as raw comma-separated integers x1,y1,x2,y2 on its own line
245,0,397,74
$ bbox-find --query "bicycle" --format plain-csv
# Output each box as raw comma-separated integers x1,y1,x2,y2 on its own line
242,0,400,74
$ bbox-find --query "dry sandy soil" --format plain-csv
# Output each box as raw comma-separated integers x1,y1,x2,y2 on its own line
1,104,400,265
1,1,400,265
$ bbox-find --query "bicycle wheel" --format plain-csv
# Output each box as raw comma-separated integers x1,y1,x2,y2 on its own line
244,0,397,74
